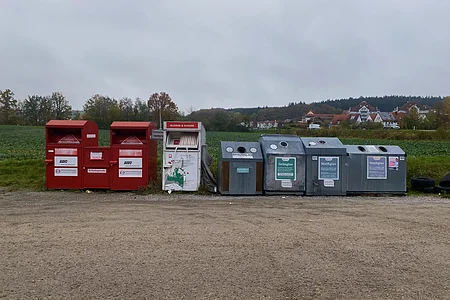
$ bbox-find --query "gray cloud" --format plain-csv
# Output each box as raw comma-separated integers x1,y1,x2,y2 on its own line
1,0,449,112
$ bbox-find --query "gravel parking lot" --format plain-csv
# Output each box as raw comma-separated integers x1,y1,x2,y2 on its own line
1,190,449,299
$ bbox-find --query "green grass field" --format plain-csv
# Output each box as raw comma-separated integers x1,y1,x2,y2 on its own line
1,125,450,191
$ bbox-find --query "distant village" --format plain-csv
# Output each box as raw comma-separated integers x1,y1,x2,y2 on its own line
248,101,430,130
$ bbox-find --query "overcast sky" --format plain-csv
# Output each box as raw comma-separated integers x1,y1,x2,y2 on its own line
1,0,449,112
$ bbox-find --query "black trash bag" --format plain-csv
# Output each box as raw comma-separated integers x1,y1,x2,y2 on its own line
200,145,217,193
439,172,450,188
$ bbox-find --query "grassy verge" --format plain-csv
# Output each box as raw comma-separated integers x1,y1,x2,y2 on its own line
406,156,450,187
0,159,46,190
0,156,449,192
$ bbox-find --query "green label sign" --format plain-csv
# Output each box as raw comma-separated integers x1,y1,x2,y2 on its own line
236,167,249,174
275,157,296,180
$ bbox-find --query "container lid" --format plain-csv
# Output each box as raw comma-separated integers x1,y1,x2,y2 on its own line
345,145,405,155
220,141,263,159
300,137,347,155
259,135,305,155
46,120,92,128
110,121,152,129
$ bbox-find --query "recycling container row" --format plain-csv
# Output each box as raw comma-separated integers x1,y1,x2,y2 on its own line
45,120,157,190
218,135,406,196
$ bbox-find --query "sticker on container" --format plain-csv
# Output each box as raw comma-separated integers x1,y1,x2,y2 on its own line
232,153,253,159
323,179,335,187
119,158,142,168
54,168,78,176
90,152,103,160
119,149,142,157
54,156,78,167
236,167,249,174
318,157,339,180
388,156,399,171
119,169,142,178
281,180,293,188
87,168,107,174
367,156,387,179
275,157,296,180
86,134,96,139
55,148,77,155
366,146,379,153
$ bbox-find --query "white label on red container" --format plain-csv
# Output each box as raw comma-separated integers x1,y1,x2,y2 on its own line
90,152,103,160
55,148,77,155
119,169,142,178
86,134,96,138
119,149,142,157
87,168,107,174
54,168,78,176
54,156,78,167
119,158,142,168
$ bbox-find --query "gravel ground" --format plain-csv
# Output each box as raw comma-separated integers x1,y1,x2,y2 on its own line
1,190,450,300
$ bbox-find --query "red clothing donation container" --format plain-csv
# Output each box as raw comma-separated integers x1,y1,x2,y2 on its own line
45,120,98,189
82,146,111,189
109,122,157,190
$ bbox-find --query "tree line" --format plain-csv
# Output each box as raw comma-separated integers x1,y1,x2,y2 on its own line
0,89,180,129
2,88,450,131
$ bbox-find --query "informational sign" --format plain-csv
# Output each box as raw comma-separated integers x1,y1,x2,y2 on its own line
389,156,399,170
119,158,142,168
275,157,296,180
54,156,78,167
54,168,78,176
164,151,199,191
281,180,293,188
119,169,142,178
86,134,96,139
367,156,387,179
318,157,339,180
87,168,107,174
55,148,77,155
166,122,199,129
151,129,164,140
236,167,249,174
232,153,253,159
324,179,335,187
90,152,103,160
119,149,142,157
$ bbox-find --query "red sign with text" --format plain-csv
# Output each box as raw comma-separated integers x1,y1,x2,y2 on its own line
166,122,199,129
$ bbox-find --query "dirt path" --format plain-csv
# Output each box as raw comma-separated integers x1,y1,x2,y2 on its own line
1,191,450,299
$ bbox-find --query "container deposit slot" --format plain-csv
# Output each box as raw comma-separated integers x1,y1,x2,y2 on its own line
165,132,199,149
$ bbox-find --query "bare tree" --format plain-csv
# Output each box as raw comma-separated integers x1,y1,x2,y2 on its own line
147,92,179,128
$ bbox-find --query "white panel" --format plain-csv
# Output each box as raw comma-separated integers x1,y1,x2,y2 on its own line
54,156,78,167
119,158,142,168
54,168,78,177
119,169,142,178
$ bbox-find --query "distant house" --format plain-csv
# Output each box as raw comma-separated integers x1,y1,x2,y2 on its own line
368,113,382,123
256,120,278,129
330,114,351,126
378,112,398,128
393,101,430,119
347,101,378,122
301,110,334,124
